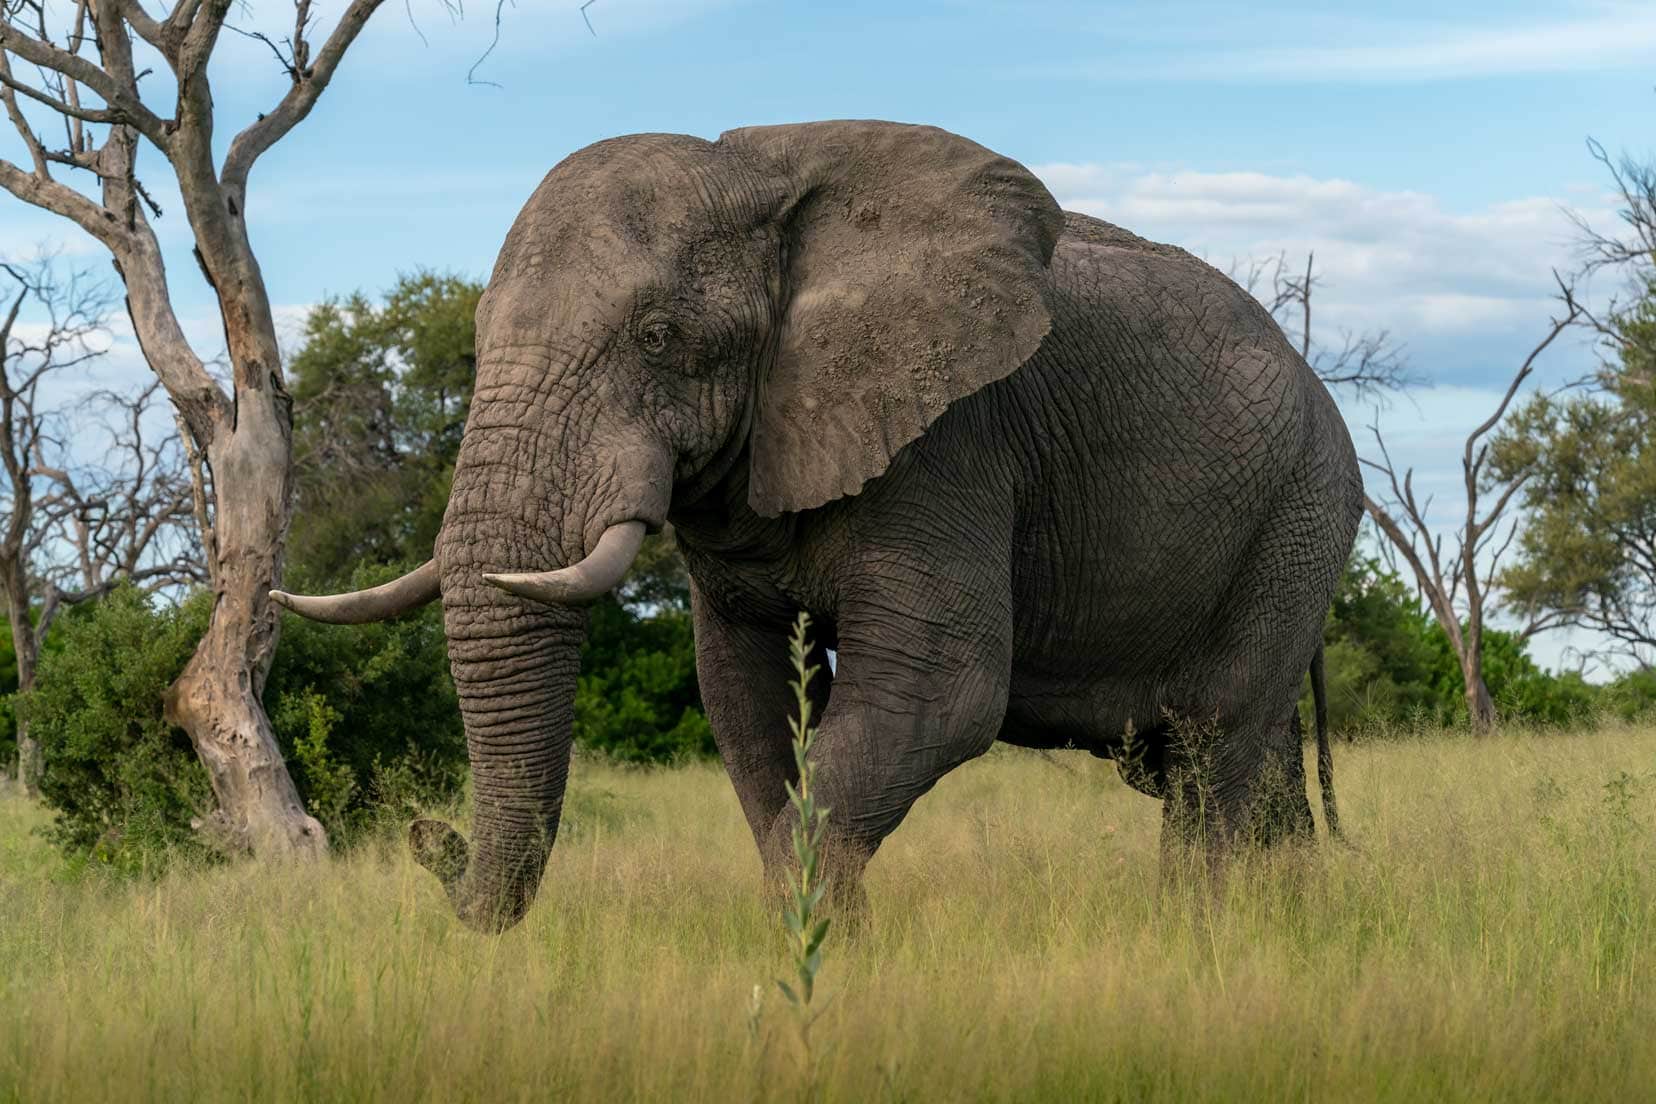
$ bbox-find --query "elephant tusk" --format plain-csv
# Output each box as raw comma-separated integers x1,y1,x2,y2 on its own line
269,559,440,624
484,520,646,607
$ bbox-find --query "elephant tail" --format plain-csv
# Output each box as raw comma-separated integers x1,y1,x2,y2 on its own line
1311,642,1341,838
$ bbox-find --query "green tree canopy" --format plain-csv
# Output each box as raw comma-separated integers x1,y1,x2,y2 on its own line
1490,277,1656,666
286,272,480,583
1304,549,1601,732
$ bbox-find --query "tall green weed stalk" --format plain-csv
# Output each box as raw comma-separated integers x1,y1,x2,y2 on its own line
777,612,831,1087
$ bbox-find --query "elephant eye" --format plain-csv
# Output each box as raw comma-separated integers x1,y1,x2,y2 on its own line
639,319,674,355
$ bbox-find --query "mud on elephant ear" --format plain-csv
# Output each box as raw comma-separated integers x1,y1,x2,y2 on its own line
719,120,1066,516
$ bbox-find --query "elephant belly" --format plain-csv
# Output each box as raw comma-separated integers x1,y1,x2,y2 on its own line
1004,491,1259,699
997,687,1146,756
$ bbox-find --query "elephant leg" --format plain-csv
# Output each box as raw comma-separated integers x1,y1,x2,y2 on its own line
691,580,832,864
1162,494,1327,856
760,538,1013,908
1159,699,1311,854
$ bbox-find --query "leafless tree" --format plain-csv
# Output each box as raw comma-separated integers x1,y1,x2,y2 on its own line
1460,140,1656,673
1236,251,1421,402
1570,139,1656,281
33,378,204,598
1555,138,1655,370
1361,277,1584,730
0,0,400,854
1,254,101,790
1,255,199,790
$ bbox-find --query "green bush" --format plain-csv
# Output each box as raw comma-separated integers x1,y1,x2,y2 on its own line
1303,553,1607,736
265,562,466,841
20,585,215,869
22,571,466,869
575,595,713,764
1427,627,1600,728
1600,668,1656,720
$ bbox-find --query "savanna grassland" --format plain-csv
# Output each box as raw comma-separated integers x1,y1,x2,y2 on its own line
1,727,1653,1103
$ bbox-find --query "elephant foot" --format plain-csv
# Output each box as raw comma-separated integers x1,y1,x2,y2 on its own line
760,823,874,942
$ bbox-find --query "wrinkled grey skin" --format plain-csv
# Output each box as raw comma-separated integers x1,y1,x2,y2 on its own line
294,120,1362,932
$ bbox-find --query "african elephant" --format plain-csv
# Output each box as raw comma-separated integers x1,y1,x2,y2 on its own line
274,119,1363,932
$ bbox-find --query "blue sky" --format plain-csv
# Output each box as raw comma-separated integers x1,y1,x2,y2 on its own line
2,0,1651,672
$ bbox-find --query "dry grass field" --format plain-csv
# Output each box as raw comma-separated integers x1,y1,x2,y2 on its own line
1,725,1652,1102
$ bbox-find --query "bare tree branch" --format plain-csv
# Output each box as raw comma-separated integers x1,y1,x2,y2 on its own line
1568,138,1656,276
220,0,386,205
1360,278,1584,729
0,18,172,149
0,45,49,176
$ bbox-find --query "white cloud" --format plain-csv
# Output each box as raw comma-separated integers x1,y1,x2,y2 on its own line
1232,13,1656,81
1406,293,1553,334
0,221,102,264
1033,162,1610,355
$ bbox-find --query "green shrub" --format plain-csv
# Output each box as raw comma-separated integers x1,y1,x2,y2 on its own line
23,569,467,869
1419,624,1600,728
20,584,215,869
1302,552,1606,735
265,562,466,840
1599,667,1656,721
575,595,713,764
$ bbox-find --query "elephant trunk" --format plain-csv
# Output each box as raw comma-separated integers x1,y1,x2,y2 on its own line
411,590,584,932
409,596,583,931
410,489,594,932
405,334,671,930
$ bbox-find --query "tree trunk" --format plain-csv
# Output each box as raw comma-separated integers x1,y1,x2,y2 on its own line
1459,612,1495,733
6,628,38,794
13,705,38,797
3,567,39,796
1461,654,1496,732
163,351,325,858
166,617,323,856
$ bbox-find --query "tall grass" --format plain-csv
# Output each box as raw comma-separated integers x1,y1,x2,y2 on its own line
0,724,1652,1103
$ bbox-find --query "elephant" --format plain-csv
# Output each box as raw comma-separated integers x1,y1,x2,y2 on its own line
273,119,1363,932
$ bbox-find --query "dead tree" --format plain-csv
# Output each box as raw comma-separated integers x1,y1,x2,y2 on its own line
1,255,102,791
33,378,205,599
0,0,400,854
1570,139,1656,280
1361,278,1584,730
1555,139,1655,367
2,257,201,791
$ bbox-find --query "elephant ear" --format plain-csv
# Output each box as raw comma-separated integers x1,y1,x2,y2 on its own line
719,120,1064,517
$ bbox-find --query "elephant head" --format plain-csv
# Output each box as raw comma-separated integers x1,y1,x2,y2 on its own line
272,120,1063,931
